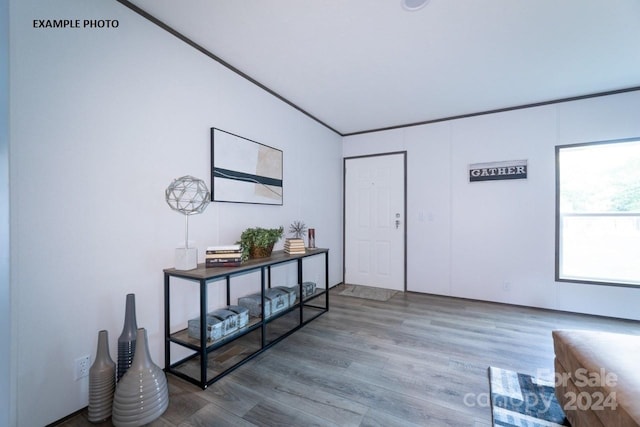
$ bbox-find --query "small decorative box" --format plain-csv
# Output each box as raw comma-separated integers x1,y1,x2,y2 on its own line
301,281,317,298
187,315,223,343
265,288,289,316
283,282,317,300
272,286,297,306
238,292,271,318
210,309,239,336
226,305,249,329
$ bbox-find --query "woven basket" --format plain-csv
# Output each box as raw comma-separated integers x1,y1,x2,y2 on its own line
249,244,274,259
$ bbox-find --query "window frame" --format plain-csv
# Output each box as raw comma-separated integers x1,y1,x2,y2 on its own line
555,137,640,288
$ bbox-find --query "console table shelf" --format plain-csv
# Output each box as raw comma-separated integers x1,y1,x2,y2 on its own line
163,248,329,389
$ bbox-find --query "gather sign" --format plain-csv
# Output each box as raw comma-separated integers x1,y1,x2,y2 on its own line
469,160,527,182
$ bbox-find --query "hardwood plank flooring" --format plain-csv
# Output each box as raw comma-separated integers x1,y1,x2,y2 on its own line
56,285,640,426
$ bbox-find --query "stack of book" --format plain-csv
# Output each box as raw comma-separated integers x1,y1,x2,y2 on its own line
205,244,242,268
284,238,306,254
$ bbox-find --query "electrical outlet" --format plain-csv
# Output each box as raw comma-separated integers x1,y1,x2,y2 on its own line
74,355,90,380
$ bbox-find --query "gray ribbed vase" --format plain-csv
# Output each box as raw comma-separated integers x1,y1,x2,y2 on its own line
117,293,137,382
112,328,169,427
88,330,116,423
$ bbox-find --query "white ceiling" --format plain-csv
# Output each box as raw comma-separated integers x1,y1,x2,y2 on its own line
126,0,640,135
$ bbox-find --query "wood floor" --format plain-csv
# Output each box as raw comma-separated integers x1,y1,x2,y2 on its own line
57,285,640,427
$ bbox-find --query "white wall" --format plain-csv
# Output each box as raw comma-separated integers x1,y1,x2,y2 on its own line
1,0,12,424
9,0,343,425
344,91,640,321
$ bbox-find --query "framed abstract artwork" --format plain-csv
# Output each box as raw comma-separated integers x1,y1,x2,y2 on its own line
211,128,283,205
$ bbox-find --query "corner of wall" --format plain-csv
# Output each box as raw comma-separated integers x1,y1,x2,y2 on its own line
1,0,13,422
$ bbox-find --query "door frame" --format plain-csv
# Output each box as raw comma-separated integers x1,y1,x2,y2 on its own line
343,151,407,291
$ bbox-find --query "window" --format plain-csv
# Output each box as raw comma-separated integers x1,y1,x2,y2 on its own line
556,138,640,287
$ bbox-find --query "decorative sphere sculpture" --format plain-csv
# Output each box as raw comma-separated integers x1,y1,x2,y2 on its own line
165,175,210,215
165,176,210,269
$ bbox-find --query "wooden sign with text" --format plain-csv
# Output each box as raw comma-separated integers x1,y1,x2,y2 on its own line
469,160,527,182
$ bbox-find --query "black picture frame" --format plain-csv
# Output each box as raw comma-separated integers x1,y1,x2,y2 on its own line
211,128,283,205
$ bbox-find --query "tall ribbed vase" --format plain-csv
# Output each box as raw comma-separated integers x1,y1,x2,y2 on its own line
88,330,116,423
112,328,169,427
117,293,137,382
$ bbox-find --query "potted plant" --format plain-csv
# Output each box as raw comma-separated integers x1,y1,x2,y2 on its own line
239,226,284,260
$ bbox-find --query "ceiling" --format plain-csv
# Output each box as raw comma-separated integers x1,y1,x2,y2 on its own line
125,0,640,136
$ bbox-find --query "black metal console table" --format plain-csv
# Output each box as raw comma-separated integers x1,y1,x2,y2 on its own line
163,248,329,389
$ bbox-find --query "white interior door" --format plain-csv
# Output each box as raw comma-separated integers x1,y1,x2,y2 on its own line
344,153,405,291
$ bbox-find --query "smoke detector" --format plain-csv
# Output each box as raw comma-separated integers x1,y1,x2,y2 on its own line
401,0,430,11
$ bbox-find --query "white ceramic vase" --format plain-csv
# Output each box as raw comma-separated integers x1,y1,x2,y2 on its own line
112,328,169,427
